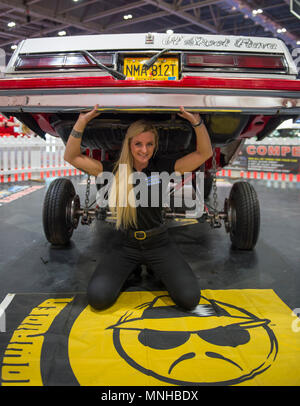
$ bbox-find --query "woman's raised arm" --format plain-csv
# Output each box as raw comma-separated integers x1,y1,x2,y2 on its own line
64,105,104,176
174,106,213,174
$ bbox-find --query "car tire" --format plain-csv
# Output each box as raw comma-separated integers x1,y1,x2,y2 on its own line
43,178,80,246
226,181,260,250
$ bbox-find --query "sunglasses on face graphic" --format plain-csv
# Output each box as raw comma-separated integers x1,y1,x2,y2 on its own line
106,295,271,373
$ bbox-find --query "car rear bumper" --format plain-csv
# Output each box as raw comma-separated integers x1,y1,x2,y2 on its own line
0,75,300,115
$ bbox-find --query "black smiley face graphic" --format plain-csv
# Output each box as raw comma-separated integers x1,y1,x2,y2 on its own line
107,295,278,385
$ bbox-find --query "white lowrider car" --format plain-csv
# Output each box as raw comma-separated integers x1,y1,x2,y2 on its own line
1,33,299,249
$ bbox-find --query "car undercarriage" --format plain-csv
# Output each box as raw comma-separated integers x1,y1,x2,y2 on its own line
1,32,299,250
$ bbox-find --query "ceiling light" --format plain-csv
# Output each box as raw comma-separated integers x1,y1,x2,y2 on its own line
166,30,173,34
281,28,286,33
58,30,66,36
11,44,17,50
297,40,300,45
123,14,133,20
7,21,16,28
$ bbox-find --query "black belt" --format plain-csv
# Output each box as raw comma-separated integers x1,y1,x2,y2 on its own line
125,225,167,240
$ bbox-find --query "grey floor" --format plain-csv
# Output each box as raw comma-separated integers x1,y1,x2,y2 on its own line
0,175,299,311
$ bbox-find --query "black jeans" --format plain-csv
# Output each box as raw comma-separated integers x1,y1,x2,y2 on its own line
87,230,200,311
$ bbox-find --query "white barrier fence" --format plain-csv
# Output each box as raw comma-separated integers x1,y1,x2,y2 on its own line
217,168,300,182
0,134,82,183
1,134,299,184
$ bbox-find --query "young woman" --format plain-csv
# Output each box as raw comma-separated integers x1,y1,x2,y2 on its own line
64,105,212,311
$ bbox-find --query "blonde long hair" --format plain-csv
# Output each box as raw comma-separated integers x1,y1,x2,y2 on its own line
108,120,159,230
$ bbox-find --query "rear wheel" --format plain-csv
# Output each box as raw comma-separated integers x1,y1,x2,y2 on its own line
225,181,260,250
43,178,80,246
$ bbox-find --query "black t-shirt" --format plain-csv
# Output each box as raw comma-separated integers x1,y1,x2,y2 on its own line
101,156,177,230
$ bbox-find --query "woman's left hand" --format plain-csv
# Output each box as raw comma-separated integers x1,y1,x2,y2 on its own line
177,106,201,126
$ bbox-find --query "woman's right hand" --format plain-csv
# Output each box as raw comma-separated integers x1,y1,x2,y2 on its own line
65,104,104,176
78,104,101,125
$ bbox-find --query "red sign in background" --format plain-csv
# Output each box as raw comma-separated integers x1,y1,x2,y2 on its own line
230,142,300,174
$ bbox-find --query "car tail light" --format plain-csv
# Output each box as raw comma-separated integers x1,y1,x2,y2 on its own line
186,54,235,67
184,53,285,71
16,52,114,70
17,55,65,69
235,55,284,69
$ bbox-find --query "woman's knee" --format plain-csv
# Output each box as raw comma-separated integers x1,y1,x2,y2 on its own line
174,286,201,310
167,274,201,310
87,279,118,311
159,263,201,310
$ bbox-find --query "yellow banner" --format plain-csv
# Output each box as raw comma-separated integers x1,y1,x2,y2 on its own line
1,290,299,386
69,290,300,386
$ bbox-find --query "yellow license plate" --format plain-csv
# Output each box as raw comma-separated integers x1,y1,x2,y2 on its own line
124,57,178,80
